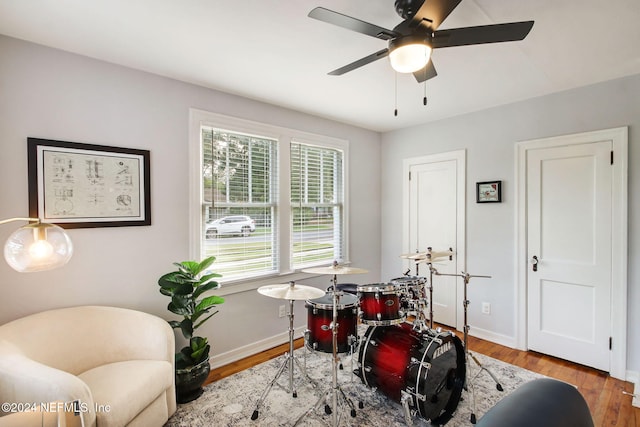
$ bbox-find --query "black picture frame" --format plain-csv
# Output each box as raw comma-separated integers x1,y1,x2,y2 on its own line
28,138,151,228
476,180,502,203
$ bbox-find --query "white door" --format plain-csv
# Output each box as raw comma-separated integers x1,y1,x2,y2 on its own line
527,141,612,370
406,153,464,327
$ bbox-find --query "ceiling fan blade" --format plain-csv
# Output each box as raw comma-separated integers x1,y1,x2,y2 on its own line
309,7,398,40
409,0,462,31
432,21,534,48
328,48,390,76
413,60,438,83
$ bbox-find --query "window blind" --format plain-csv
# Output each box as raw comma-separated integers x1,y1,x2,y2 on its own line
202,127,278,280
290,142,344,269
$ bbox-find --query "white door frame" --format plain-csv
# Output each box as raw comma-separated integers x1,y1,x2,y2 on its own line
515,127,628,380
403,149,466,330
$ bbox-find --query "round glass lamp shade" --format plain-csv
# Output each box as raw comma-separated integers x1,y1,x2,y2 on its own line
389,43,432,73
4,223,73,272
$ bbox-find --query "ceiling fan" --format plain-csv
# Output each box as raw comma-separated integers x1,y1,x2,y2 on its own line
308,0,534,82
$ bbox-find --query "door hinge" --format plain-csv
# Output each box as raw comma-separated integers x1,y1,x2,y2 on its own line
409,171,412,180
609,336,613,350
611,151,614,165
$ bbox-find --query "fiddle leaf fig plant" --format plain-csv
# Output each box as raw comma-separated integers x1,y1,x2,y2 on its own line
158,256,224,370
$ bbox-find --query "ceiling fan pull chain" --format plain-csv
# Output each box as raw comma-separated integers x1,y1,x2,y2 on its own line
423,80,428,106
394,72,398,116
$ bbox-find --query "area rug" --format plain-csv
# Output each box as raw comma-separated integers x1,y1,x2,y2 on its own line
166,333,544,427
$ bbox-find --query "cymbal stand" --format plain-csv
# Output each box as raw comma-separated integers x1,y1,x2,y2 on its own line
294,275,356,427
404,260,429,332
402,249,431,332
408,247,454,330
436,271,503,424
251,297,316,421
424,247,454,329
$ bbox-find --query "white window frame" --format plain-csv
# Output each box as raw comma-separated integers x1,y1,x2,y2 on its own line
189,109,349,296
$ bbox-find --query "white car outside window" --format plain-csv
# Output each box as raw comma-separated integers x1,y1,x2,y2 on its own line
206,216,255,238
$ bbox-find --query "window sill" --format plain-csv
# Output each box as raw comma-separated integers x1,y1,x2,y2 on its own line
213,271,328,297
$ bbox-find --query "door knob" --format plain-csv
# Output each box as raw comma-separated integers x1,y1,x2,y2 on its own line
531,255,538,272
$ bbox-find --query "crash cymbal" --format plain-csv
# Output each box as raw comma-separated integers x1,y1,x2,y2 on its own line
302,265,368,275
258,282,325,300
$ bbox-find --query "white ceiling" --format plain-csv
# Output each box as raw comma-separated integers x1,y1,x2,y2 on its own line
1,0,639,132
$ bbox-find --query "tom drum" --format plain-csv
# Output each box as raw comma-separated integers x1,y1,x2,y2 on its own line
357,283,404,326
305,292,358,354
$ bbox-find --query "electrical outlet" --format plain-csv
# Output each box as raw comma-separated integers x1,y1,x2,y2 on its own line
278,305,286,318
482,302,491,315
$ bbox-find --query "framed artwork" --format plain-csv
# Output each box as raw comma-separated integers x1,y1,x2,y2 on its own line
476,180,502,203
28,138,151,228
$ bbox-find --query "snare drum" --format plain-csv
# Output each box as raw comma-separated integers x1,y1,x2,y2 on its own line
391,276,426,298
357,283,404,325
391,276,427,310
357,323,465,425
305,292,358,353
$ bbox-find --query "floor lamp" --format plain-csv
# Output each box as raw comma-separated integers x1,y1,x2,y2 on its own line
1,217,73,272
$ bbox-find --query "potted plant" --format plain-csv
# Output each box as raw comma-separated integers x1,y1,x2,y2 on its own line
158,256,224,403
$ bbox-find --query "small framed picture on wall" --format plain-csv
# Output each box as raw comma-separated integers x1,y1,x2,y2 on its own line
476,180,502,203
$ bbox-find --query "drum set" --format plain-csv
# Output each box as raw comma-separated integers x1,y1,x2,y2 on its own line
253,251,501,426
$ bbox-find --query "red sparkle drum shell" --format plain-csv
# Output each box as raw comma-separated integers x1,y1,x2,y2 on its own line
357,283,404,325
305,292,358,354
357,323,465,424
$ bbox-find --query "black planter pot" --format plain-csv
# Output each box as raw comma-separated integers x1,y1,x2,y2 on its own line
175,359,211,404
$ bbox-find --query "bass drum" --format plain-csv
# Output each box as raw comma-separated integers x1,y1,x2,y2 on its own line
357,323,465,425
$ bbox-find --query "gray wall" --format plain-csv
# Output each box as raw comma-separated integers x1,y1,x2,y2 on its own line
380,74,640,374
0,35,382,360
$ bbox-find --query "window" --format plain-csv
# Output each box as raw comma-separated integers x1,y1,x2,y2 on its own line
291,142,344,269
201,127,278,280
190,110,348,286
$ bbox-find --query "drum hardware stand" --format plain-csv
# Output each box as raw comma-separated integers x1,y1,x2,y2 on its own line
252,292,319,421
436,271,503,424
400,250,431,332
294,277,357,427
400,391,419,426
404,247,454,330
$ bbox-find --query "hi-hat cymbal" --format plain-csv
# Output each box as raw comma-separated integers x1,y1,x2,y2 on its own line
400,252,429,260
258,282,325,300
302,265,368,275
400,252,426,259
418,256,449,264
399,253,448,263
429,249,456,258
400,248,455,260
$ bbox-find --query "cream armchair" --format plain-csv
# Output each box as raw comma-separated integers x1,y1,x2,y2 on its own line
0,306,176,427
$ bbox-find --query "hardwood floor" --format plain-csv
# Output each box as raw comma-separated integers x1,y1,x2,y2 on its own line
464,332,639,426
206,328,639,426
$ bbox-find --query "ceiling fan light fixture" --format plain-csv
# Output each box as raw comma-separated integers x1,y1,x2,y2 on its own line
389,36,432,73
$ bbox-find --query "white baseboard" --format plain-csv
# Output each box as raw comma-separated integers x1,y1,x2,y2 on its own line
626,370,639,407
467,325,517,349
210,326,307,370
